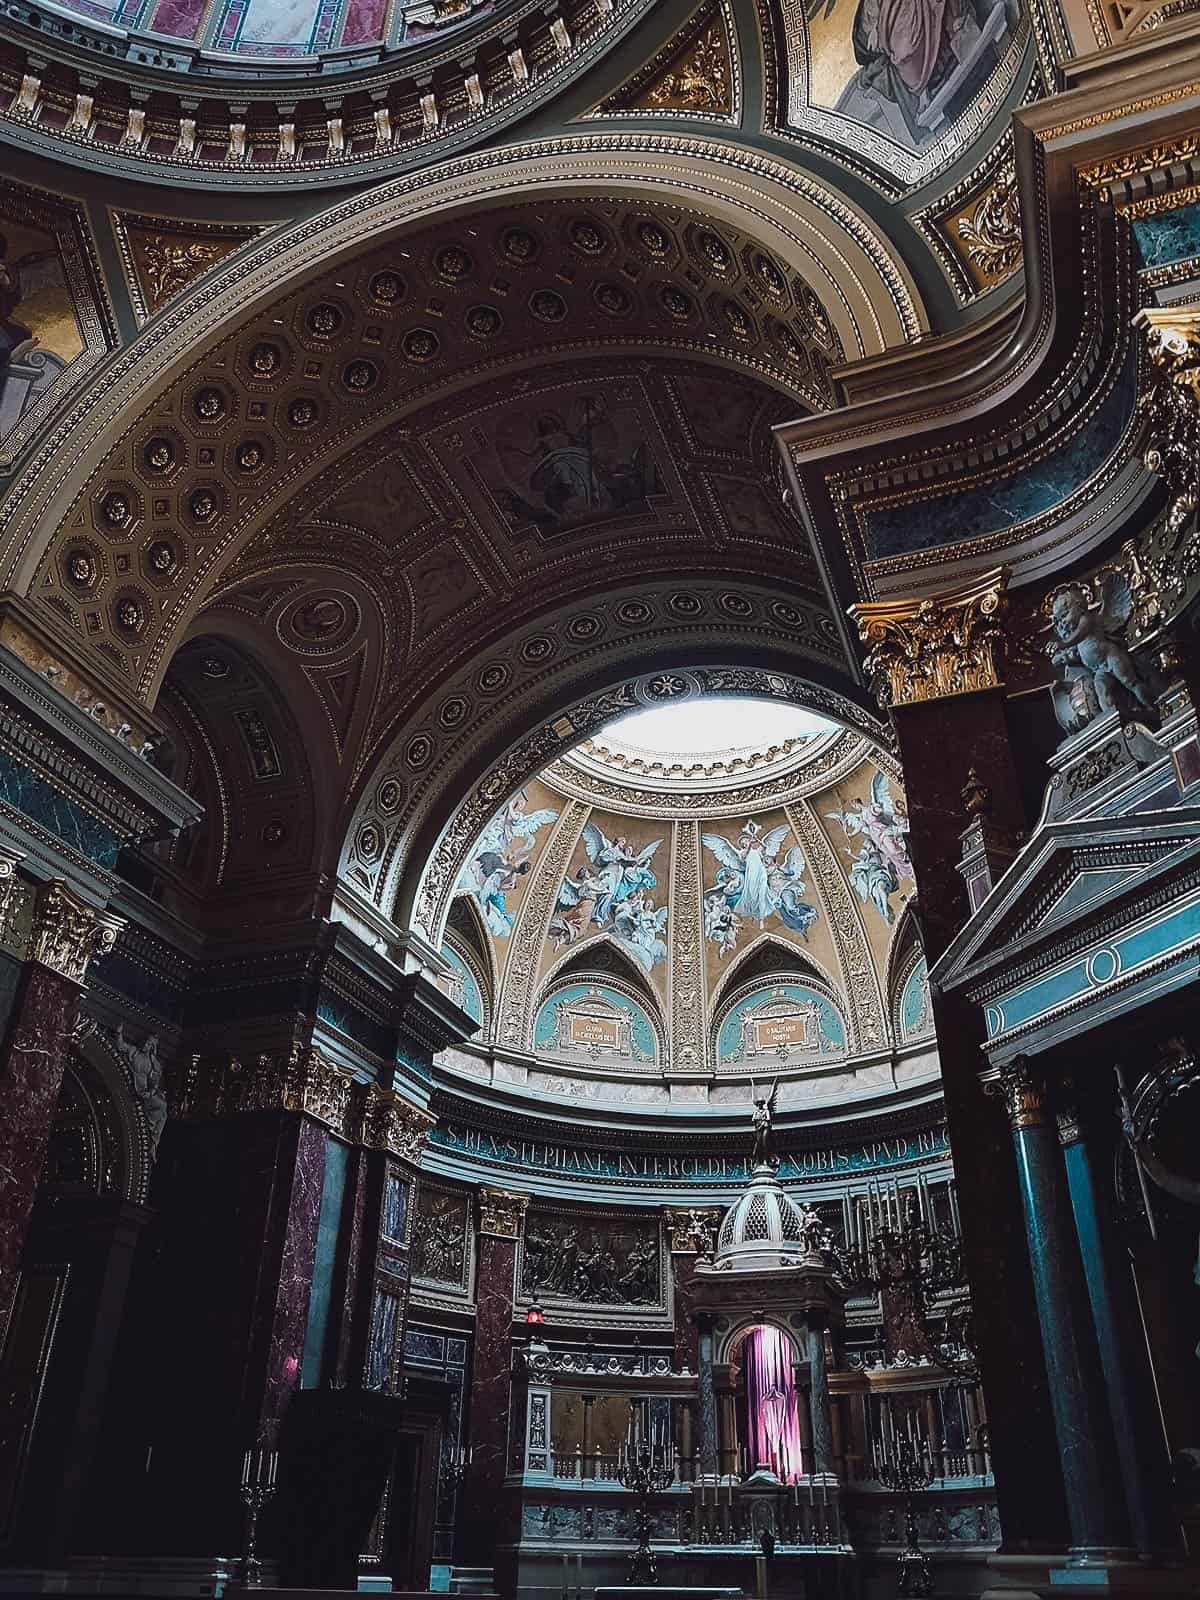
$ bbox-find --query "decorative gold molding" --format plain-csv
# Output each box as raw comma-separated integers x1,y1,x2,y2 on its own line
1134,306,1200,532
361,1083,434,1165
954,159,1022,288
664,1206,721,1253
110,211,262,325
478,1185,528,1239
29,880,121,985
588,1,737,122
987,1057,1047,1132
282,1046,358,1137
849,568,1010,709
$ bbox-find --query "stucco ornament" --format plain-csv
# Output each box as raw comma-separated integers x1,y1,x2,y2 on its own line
1044,575,1157,736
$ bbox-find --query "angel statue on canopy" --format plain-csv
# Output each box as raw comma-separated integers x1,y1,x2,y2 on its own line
751,1080,779,1169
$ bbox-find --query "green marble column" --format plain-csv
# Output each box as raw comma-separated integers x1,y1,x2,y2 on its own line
995,1059,1131,1563
1058,1094,1180,1557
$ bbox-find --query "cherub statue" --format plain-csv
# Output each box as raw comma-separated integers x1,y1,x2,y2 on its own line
1047,575,1156,734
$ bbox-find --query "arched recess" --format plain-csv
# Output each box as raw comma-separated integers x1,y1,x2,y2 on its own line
42,1029,156,1209
708,932,841,1018
886,903,933,1045
130,633,326,921
531,969,663,1073
711,967,849,1076
1,135,924,697
362,660,891,948
533,935,668,1060
444,896,497,1026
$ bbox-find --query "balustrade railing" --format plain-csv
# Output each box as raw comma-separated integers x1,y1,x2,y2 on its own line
542,1444,991,1486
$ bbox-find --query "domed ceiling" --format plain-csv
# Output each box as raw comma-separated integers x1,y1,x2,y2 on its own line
436,700,935,1113
54,0,512,61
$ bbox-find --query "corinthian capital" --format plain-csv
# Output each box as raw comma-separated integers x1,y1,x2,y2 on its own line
849,567,1009,710
29,880,123,985
986,1057,1047,1132
1134,308,1200,532
477,1186,528,1239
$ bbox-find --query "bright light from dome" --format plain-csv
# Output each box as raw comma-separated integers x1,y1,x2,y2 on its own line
598,697,836,758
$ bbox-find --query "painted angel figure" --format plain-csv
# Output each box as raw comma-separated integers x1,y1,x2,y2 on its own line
613,889,669,972
702,822,817,944
458,789,558,936
827,772,913,881
580,822,662,925
1046,576,1157,734
548,864,607,948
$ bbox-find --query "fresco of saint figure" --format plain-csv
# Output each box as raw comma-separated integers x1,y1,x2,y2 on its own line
484,393,664,533
806,0,1013,150
0,224,80,450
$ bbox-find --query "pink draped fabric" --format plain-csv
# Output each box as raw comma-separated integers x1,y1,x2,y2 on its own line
743,1324,803,1479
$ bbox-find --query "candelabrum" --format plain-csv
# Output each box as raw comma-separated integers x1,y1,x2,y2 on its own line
875,1435,935,1599
446,1441,474,1488
237,1449,278,1587
840,1179,976,1383
617,1439,675,1584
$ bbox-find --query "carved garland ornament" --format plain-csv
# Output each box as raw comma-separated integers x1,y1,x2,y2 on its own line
850,568,1010,709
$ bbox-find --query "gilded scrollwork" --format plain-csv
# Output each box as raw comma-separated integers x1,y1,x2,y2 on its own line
478,1185,528,1239
955,160,1022,283
361,1083,434,1164
1134,308,1200,536
642,20,732,114
850,569,1010,710
29,880,122,985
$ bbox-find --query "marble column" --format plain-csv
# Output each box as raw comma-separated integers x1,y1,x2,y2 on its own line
808,1320,834,1477
697,1315,718,1478
461,1186,527,1577
1058,1093,1180,1556
0,878,119,1336
994,1059,1131,1561
887,684,1070,1550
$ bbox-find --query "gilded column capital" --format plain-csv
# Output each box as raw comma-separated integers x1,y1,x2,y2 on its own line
985,1057,1047,1132
28,880,124,985
849,567,1009,709
664,1206,721,1254
281,1045,358,1138
360,1083,434,1165
1134,307,1200,533
478,1185,528,1239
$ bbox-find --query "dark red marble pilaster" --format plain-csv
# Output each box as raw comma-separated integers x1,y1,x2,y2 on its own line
0,961,86,1334
671,1252,700,1373
462,1189,526,1576
111,1106,328,1554
891,689,1068,1552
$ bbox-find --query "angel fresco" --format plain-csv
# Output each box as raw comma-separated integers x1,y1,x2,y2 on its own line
548,823,668,971
701,821,818,956
457,790,558,938
487,395,663,533
826,771,913,924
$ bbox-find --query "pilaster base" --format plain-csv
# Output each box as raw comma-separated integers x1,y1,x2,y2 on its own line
448,1568,498,1596
0,1558,246,1597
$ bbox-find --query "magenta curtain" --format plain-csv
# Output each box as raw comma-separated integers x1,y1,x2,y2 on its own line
743,1323,803,1479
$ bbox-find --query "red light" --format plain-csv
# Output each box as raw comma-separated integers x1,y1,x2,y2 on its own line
526,1305,545,1326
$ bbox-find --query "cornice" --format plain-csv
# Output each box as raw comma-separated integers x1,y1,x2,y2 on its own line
0,0,660,187
775,38,1200,609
